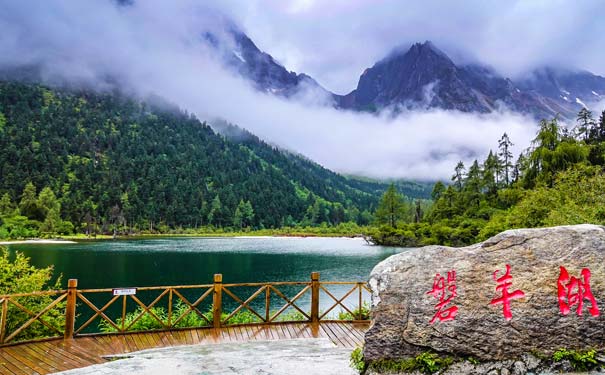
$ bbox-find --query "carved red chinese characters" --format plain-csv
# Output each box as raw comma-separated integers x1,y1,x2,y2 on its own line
490,264,525,321
426,270,458,323
558,266,599,317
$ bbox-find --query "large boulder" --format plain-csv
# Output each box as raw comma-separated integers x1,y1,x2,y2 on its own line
365,224,605,363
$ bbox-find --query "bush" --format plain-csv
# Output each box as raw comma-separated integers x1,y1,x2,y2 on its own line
338,302,371,320
0,247,64,341
552,348,599,371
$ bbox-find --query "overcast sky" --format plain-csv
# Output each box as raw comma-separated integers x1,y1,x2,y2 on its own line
217,0,605,93
2,0,599,180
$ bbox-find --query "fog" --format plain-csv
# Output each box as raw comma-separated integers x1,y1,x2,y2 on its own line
0,0,541,180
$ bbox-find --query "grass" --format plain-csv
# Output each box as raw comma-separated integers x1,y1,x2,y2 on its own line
350,346,454,375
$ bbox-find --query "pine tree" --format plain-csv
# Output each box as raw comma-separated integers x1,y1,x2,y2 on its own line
374,184,405,227
38,187,60,219
233,203,243,229
431,181,446,200
19,182,40,220
498,133,514,186
242,201,254,228
0,193,15,217
576,108,594,142
207,195,222,227
452,161,465,191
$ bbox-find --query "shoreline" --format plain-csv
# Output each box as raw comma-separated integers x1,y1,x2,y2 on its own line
0,239,78,245
1,233,369,244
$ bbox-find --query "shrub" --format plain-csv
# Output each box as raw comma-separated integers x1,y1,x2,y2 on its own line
0,247,64,341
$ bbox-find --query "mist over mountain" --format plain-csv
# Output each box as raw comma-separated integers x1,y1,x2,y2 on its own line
209,29,605,120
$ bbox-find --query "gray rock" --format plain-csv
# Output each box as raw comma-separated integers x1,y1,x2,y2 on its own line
365,225,605,363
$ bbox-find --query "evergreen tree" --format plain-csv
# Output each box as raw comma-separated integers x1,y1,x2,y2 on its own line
19,182,40,220
431,181,446,200
242,201,254,228
576,108,594,142
452,161,465,191
207,195,222,227
37,187,60,219
233,202,243,229
0,193,15,217
482,151,500,195
498,133,514,185
374,184,405,227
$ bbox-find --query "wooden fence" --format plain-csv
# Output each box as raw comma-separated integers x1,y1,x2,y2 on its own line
0,272,371,346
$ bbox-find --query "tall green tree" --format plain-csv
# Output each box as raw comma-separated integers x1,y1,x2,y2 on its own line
431,181,446,200
498,133,514,185
452,161,465,191
374,184,405,227
576,108,594,142
0,193,15,217
19,182,40,220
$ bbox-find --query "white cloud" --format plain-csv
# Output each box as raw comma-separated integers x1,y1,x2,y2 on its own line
0,0,540,181
220,0,605,93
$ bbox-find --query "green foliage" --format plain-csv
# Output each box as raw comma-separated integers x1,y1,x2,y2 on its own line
99,303,307,333
0,81,419,236
0,247,64,341
364,352,454,374
372,111,605,247
338,302,371,320
552,348,598,371
350,347,366,372
374,184,407,227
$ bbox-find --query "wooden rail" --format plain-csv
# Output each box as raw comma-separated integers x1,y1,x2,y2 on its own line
0,272,371,346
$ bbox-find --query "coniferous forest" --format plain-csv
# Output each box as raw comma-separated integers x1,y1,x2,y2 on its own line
0,81,430,239
371,108,605,246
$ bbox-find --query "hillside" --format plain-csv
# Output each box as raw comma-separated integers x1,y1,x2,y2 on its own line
0,81,398,236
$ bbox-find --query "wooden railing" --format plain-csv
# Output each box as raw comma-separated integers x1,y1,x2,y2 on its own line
0,272,371,346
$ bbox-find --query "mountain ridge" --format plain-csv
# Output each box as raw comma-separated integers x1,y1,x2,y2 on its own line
208,26,605,119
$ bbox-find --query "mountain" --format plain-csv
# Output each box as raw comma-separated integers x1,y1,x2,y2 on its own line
204,27,334,103
337,41,605,119
0,80,395,231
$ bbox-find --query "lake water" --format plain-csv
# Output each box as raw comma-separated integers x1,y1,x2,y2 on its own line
4,237,406,320
5,237,404,288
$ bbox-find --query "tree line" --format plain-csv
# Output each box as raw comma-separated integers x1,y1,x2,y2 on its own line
0,81,396,239
371,108,605,246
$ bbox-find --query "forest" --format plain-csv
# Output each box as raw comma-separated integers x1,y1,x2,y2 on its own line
0,81,431,239
370,108,605,246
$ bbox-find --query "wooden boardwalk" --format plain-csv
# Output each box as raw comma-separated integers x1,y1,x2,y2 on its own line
0,321,369,375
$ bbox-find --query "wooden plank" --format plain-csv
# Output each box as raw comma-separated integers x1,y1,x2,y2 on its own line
24,342,72,372
36,341,86,370
56,340,104,364
342,323,365,343
332,322,357,347
320,323,346,347
16,344,60,373
0,350,29,375
1,346,50,375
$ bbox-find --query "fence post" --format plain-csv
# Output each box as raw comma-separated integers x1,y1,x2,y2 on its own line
0,298,8,344
64,279,78,340
212,274,223,328
311,272,320,323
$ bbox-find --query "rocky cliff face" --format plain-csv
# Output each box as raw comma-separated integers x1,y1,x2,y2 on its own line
205,26,605,119
204,27,334,103
338,42,605,119
365,224,605,370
